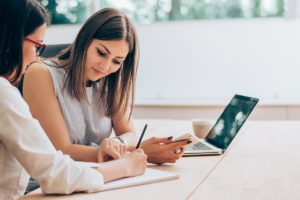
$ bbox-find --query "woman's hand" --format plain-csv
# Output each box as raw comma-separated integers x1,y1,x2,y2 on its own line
95,148,147,182
122,149,148,177
97,138,127,162
140,137,191,165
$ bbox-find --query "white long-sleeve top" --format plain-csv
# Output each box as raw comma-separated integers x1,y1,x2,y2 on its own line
0,77,104,200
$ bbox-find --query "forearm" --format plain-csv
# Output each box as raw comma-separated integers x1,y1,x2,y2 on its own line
117,131,137,147
112,113,137,147
62,144,99,162
95,159,128,182
0,94,104,194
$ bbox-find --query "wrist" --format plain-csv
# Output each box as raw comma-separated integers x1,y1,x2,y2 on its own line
120,157,130,177
97,148,105,163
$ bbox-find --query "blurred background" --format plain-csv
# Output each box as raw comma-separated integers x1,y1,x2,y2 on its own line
39,0,300,120
39,0,286,24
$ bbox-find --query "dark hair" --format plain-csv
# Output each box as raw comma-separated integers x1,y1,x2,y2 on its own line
0,0,27,83
0,0,50,84
25,0,51,36
58,8,139,118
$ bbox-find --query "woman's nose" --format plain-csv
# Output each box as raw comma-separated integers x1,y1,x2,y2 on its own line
100,60,111,72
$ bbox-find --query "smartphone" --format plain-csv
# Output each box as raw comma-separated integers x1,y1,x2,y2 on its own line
172,133,200,145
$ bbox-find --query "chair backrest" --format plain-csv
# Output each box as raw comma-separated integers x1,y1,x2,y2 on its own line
41,44,70,58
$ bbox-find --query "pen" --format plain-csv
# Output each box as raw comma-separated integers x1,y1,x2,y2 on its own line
136,124,148,149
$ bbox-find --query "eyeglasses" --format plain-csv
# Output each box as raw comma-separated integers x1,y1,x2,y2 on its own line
25,38,46,56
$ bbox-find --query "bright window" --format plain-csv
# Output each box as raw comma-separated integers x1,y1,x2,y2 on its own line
39,0,286,25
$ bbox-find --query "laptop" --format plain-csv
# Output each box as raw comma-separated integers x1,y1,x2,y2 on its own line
184,94,259,156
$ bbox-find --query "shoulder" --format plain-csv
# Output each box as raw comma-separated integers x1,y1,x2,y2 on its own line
24,62,51,80
23,62,55,95
0,77,15,96
0,78,27,113
0,78,20,99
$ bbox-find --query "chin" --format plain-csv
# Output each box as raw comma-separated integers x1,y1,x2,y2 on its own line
88,76,102,82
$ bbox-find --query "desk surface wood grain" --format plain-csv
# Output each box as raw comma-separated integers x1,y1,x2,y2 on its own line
19,120,300,200
189,121,300,200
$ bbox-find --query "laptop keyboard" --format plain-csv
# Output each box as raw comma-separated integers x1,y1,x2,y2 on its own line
187,142,213,151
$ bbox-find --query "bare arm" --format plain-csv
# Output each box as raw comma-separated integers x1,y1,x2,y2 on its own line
95,149,147,182
112,109,137,146
112,108,190,164
23,64,99,162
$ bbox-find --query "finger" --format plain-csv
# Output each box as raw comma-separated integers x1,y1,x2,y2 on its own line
97,150,105,163
121,145,127,155
116,144,126,157
120,148,126,158
174,148,182,154
111,141,123,151
105,149,122,160
134,148,145,154
167,151,184,162
172,139,190,143
142,136,173,145
114,143,121,154
103,154,110,162
144,153,148,162
170,140,192,149
175,149,185,157
181,145,189,150
103,138,111,145
162,136,174,144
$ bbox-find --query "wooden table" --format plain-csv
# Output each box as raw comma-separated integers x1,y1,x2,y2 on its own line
189,121,300,200
20,120,300,200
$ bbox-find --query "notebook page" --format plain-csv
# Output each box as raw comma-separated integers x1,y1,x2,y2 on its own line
75,161,179,191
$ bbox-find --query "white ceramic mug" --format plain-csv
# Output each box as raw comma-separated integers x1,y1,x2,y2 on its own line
192,119,214,138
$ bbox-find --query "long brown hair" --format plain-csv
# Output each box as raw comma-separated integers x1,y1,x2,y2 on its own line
58,8,139,119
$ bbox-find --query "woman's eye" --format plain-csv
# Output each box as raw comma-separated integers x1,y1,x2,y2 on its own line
113,60,121,65
97,49,106,57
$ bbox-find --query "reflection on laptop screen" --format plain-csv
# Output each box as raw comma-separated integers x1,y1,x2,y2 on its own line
206,95,259,150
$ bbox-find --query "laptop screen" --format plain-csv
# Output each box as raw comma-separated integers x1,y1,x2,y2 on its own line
206,95,259,150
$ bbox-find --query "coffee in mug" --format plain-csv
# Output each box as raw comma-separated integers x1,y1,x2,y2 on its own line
192,119,214,138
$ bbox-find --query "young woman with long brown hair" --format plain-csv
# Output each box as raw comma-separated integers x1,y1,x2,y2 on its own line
23,8,189,166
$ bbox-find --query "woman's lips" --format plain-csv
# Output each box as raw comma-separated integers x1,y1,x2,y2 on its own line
92,67,105,75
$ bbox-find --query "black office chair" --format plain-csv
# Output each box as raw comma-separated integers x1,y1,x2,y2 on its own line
41,43,70,58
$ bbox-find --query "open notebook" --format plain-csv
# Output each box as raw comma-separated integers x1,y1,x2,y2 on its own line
77,162,179,191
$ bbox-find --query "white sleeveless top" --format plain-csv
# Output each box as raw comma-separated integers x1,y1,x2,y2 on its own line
44,62,112,145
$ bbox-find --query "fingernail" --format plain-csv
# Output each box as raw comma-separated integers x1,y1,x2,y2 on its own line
167,136,173,140
187,141,192,144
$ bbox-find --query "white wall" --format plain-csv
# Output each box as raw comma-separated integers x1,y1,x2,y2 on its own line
136,18,300,106
132,105,300,120
45,18,300,119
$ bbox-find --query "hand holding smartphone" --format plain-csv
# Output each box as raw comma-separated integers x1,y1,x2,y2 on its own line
172,133,200,145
